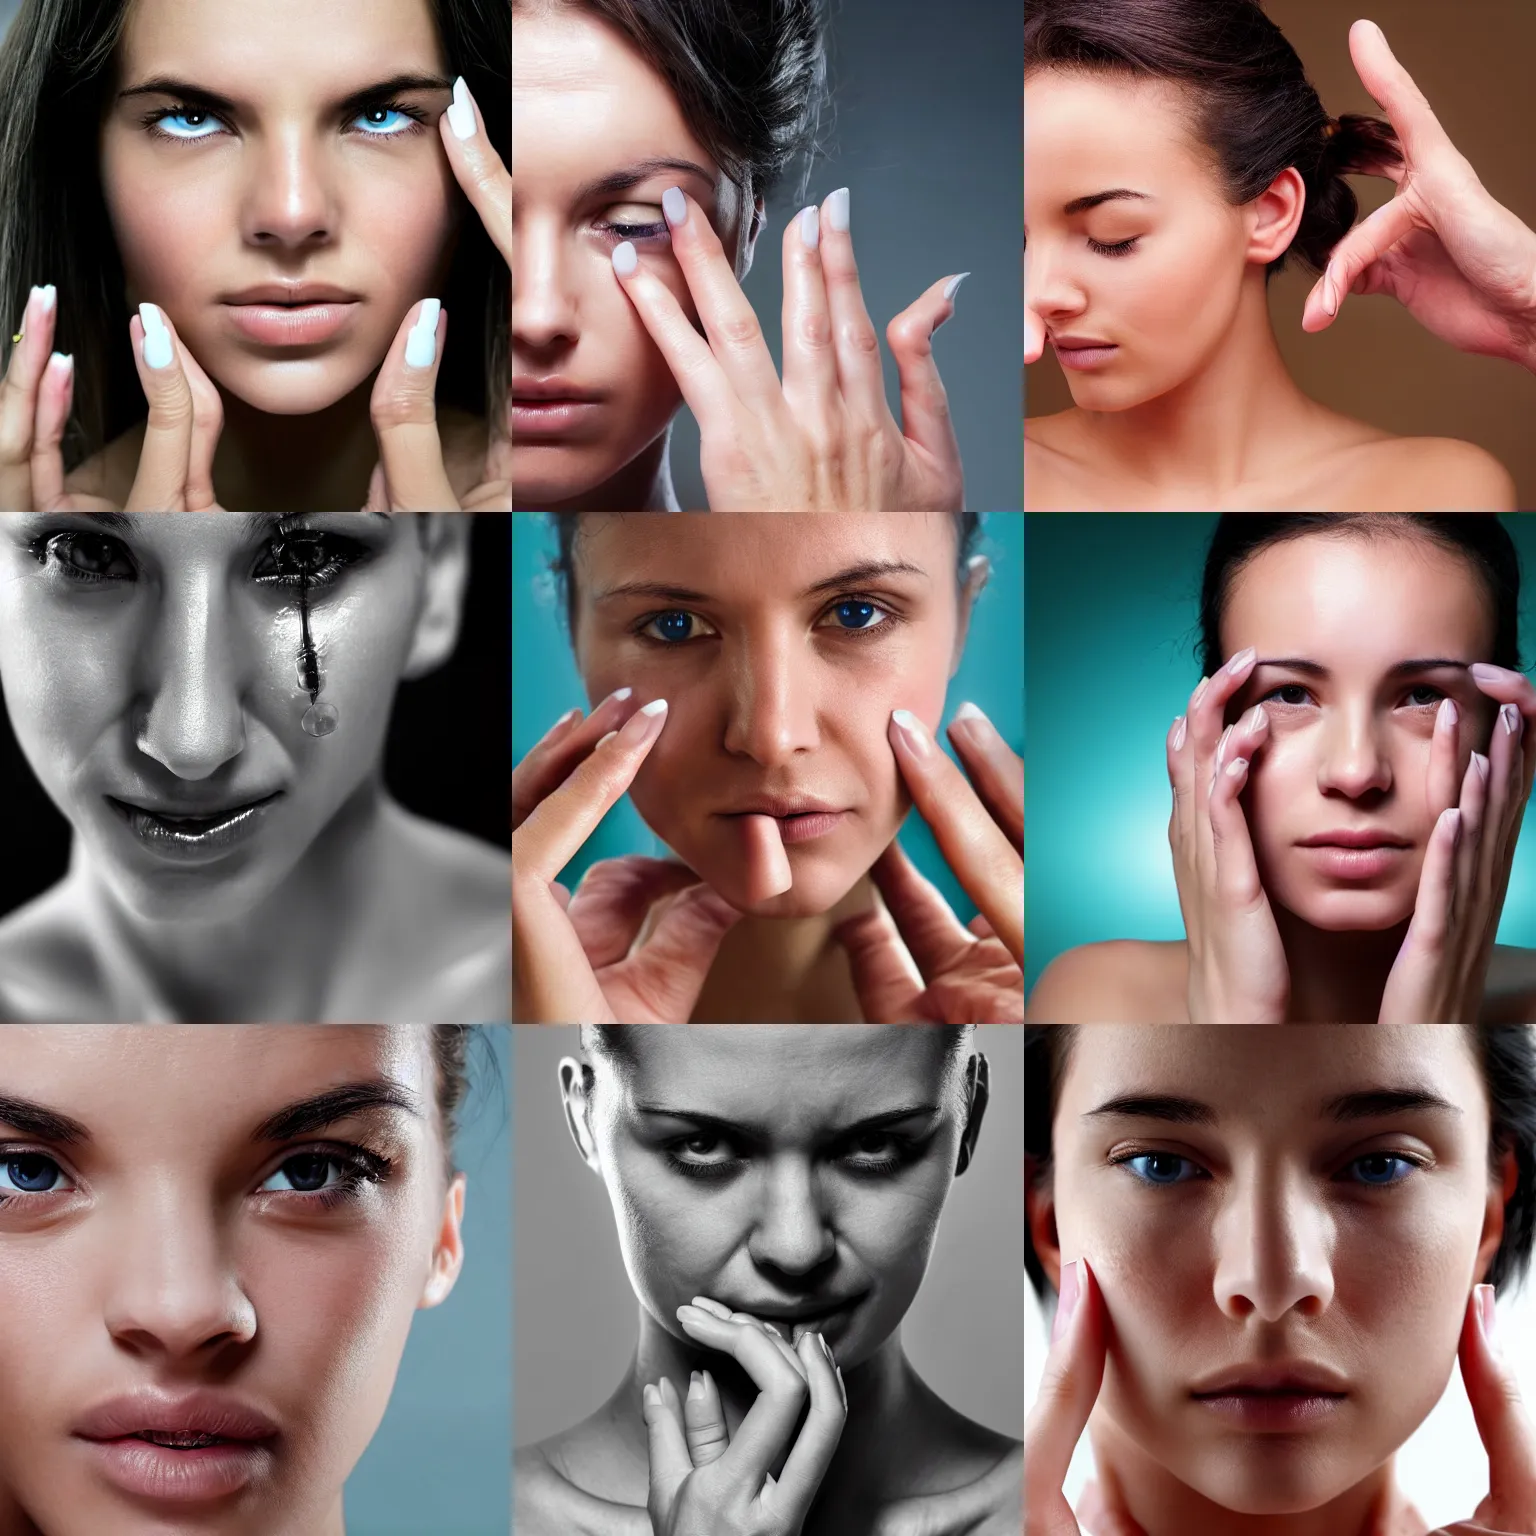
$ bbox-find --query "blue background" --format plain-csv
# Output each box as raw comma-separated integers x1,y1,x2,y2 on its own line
512,513,1024,927
1025,514,1536,997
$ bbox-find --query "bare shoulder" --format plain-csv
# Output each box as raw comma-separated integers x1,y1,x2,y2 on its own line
513,1437,649,1536
1028,938,1188,1023
1351,434,1517,511
0,886,108,1021
1483,945,1536,1024
1025,410,1092,511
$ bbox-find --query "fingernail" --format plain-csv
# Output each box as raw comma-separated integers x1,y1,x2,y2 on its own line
1172,714,1186,751
1226,646,1257,675
48,352,73,379
405,298,441,369
818,1332,835,1364
1477,1283,1501,1357
1324,276,1338,317
826,186,850,234
1448,806,1463,845
1051,1257,1082,1347
1216,724,1233,770
1474,751,1490,782
139,303,173,369
595,730,617,750
612,241,638,277
447,75,476,140
890,708,930,757
538,706,583,745
953,700,986,726
618,696,668,747
663,186,687,228
602,685,634,708
689,1295,731,1319
1227,756,1249,779
676,1302,708,1324
943,272,970,303
1470,662,1510,683
642,1382,660,1409
798,205,820,250
1192,676,1209,708
1241,704,1267,732
1437,697,1458,731
1503,703,1521,736
688,1372,705,1401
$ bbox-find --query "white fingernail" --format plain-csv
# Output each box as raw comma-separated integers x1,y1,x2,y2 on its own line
595,730,617,750
892,708,930,756
640,698,668,716
139,301,167,336
612,241,637,277
687,1374,706,1402
1216,724,1232,770
798,205,820,250
826,186,850,233
48,351,72,377
447,75,476,140
663,187,687,228
1503,704,1521,736
139,304,173,370
953,701,985,724
1474,751,1490,782
943,272,971,302
405,298,441,369
1172,715,1186,751
607,686,633,704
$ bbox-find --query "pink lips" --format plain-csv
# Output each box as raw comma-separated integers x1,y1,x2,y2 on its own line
223,302,360,347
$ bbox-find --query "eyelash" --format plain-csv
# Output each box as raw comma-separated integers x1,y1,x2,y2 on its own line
1258,683,1447,711
662,1131,920,1182
25,525,373,592
138,97,429,144
597,219,669,243
631,596,904,647
1088,237,1139,258
1107,1148,1431,1190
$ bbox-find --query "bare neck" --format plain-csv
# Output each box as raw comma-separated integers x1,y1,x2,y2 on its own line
1273,906,1408,1024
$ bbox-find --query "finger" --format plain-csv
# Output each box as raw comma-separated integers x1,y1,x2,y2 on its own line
1425,697,1463,824
28,350,75,511
1192,649,1258,846
816,188,890,426
772,1330,846,1518
833,897,926,1023
123,304,199,511
1460,1283,1536,1513
1207,754,1268,909
885,273,967,473
729,1311,807,1381
1471,663,1536,822
888,709,1023,965
641,1376,694,1493
1347,19,1457,168
552,880,571,913
615,882,744,1021
867,839,987,984
1166,708,1192,848
0,284,57,512
1300,194,1419,332
512,687,635,830
370,298,458,510
565,856,712,969
438,76,511,267
737,811,792,903
683,1370,729,1467
1402,806,1462,957
1025,303,1045,366
779,203,839,435
173,331,226,512
945,702,1023,851
1024,1256,1106,1516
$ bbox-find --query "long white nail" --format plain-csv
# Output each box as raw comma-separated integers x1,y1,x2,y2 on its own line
447,75,476,140
826,187,850,234
612,242,638,277
405,298,441,369
891,708,930,756
663,187,687,229
943,272,971,302
953,701,985,725
798,205,820,250
139,303,173,369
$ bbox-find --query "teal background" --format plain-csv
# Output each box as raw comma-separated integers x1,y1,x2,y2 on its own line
1025,514,1536,996
345,1026,510,1536
511,514,1024,927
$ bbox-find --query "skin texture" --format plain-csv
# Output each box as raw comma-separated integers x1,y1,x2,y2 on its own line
516,1025,1019,1534
88,0,469,511
0,1024,465,1536
511,6,758,512
1026,1025,1516,1536
0,513,509,1022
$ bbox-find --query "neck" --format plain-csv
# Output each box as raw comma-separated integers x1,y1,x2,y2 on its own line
1274,906,1407,1023
519,425,682,511
1074,272,1322,505
1087,1407,1423,1536
67,777,397,1021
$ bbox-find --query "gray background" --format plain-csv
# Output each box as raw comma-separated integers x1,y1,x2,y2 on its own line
669,0,1024,513
347,1025,511,1536
512,1024,1024,1448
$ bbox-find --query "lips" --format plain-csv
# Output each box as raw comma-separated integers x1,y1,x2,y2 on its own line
108,791,281,825
74,1391,279,1444
722,795,842,818
1297,829,1412,849
511,377,603,403
1190,1360,1349,1396
222,282,361,306
732,1294,867,1325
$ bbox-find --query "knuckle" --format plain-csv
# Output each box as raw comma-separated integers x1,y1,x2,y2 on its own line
795,308,833,351
839,319,880,358
720,310,765,350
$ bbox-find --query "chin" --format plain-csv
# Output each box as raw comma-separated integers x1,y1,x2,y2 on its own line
216,361,372,416
1274,881,1416,932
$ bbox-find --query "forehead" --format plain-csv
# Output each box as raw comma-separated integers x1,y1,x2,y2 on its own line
1223,532,1494,672
512,9,719,194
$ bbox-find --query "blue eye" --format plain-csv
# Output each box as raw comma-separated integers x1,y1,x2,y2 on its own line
144,99,427,143
260,1154,350,1194
1347,1153,1417,1186
830,601,878,630
641,610,705,644
0,1153,66,1195
1116,1152,1200,1186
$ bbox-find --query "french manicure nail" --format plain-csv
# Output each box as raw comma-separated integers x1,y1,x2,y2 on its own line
953,700,986,726
617,696,668,747
404,298,441,369
1226,646,1256,675
1172,715,1187,751
1216,724,1233,770
603,686,634,708
447,75,476,140
1191,676,1209,708
1241,704,1265,732
688,1373,706,1401
663,186,687,228
1503,704,1521,736
943,272,971,303
1437,697,1458,730
1448,806,1463,844
798,205,820,250
48,352,73,379
826,186,850,234
1227,756,1248,779
1050,1258,1082,1347
612,241,638,277
1474,751,1490,782
891,708,930,756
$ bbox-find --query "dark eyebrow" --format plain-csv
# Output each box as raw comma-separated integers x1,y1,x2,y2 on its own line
1085,1084,1463,1126
594,559,930,607
634,1103,942,1139
251,1079,423,1142
1254,658,1473,679
0,1093,92,1145
117,73,453,117
1063,188,1153,216
573,156,717,204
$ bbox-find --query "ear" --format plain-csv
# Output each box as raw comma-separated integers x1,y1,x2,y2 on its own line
418,1171,467,1309
1472,1142,1520,1285
955,1051,990,1176
1245,166,1306,269
558,1055,604,1174
735,194,768,283
949,553,989,680
401,513,473,681
1026,1150,1062,1293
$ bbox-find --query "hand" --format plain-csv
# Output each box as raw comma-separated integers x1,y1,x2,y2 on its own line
644,1298,846,1536
1301,20,1536,371
1381,670,1536,1022
0,291,226,510
367,77,511,510
1167,648,1291,1023
512,692,742,1022
1026,1258,1149,1536
611,186,966,510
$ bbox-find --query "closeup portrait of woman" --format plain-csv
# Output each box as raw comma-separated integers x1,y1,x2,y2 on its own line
0,1022,509,1536
1028,513,1536,1024
1023,0,1519,512
1025,1023,1536,1536
511,511,1023,1023
0,512,510,1024
514,1023,1023,1536
512,0,1021,512
0,0,510,512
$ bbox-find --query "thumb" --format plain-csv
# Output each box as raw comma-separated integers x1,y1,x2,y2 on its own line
1026,1257,1107,1522
1462,1283,1536,1516
885,273,965,478
369,297,458,509
124,303,198,510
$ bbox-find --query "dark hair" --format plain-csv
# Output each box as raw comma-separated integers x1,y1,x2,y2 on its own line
0,0,509,479
1197,514,1523,680
1025,1025,1536,1307
515,0,829,207
1024,0,1403,277
546,511,984,639
430,1023,477,1177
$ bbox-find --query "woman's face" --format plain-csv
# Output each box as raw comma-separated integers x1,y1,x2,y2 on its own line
99,0,463,418
511,6,753,507
0,514,460,924
1024,70,1256,411
1222,532,1494,932
1038,1025,1508,1517
567,1025,983,1371
570,514,976,917
0,1024,464,1536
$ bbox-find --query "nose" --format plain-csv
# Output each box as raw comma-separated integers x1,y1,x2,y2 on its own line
134,562,247,779
1316,704,1393,799
1210,1159,1335,1324
102,1186,258,1359
239,129,338,250
512,219,580,352
747,1158,837,1278
719,625,821,767
1024,238,1087,330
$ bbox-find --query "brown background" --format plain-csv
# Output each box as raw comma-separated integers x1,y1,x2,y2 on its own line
1024,0,1536,508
